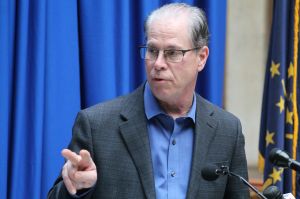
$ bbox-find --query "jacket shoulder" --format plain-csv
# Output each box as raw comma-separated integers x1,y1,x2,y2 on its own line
78,85,144,127
197,95,239,121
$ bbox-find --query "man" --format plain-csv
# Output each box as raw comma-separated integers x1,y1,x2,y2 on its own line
48,3,249,199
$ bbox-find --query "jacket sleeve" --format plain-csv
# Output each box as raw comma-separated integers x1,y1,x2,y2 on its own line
224,119,250,199
47,111,96,199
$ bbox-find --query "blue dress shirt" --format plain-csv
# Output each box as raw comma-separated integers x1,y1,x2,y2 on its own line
144,82,196,199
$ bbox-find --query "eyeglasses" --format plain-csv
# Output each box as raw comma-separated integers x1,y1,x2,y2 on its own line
139,46,200,63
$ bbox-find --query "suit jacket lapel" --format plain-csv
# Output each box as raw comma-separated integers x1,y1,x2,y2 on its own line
118,87,218,199
119,86,156,199
186,95,218,199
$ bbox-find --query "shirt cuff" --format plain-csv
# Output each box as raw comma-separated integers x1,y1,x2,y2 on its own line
70,185,96,198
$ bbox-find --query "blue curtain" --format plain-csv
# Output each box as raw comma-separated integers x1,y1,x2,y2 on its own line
0,0,226,198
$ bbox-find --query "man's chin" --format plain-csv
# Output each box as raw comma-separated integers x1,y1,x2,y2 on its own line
152,90,174,102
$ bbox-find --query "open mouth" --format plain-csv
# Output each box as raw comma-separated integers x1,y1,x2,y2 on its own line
153,76,166,81
154,78,164,81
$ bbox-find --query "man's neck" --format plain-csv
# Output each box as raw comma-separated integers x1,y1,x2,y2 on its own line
158,97,193,119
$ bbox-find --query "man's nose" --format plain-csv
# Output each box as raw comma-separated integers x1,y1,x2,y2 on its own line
153,51,167,70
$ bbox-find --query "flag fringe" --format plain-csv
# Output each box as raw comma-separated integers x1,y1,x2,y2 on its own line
292,0,299,195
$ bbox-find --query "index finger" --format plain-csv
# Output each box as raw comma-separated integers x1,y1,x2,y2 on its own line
61,149,81,166
79,150,93,169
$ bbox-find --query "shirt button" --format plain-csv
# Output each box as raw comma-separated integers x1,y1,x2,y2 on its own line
171,171,176,177
172,139,176,145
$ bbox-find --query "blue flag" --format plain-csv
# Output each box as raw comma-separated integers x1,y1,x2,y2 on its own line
259,0,299,196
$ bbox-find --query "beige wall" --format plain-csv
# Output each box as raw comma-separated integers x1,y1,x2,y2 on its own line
225,0,272,169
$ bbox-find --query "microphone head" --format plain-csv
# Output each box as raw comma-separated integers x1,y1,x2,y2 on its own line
269,148,290,168
263,185,283,199
201,164,220,181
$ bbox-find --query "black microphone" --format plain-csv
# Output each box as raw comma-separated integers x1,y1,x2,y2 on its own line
263,186,283,199
201,164,267,199
263,185,296,199
269,148,300,172
201,164,228,181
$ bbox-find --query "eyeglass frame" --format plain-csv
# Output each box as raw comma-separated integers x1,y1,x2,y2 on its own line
139,45,201,63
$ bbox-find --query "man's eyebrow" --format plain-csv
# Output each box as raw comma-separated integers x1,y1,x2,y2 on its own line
147,44,156,47
165,45,181,49
146,44,182,49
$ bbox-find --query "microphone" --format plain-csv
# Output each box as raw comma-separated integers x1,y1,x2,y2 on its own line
263,186,283,199
263,185,295,199
201,164,267,199
269,148,300,172
201,164,228,181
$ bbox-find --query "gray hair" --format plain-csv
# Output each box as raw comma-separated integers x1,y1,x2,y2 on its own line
144,3,209,48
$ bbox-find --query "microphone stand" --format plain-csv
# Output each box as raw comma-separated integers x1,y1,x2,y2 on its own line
229,172,267,199
220,166,267,199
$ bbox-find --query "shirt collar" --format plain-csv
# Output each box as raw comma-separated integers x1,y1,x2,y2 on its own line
144,82,196,123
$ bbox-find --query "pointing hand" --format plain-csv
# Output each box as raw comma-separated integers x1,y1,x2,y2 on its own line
61,149,97,195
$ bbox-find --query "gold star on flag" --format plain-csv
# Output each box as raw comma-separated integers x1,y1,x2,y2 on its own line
265,131,275,147
285,134,293,139
286,108,293,125
288,62,294,78
270,61,280,78
269,168,283,184
276,96,285,113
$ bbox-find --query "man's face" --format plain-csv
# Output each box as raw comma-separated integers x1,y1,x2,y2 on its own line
145,15,208,104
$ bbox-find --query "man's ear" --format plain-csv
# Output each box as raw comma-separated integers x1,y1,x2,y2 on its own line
197,46,209,72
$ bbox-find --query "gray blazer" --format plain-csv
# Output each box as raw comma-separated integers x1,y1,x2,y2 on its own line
48,85,250,199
